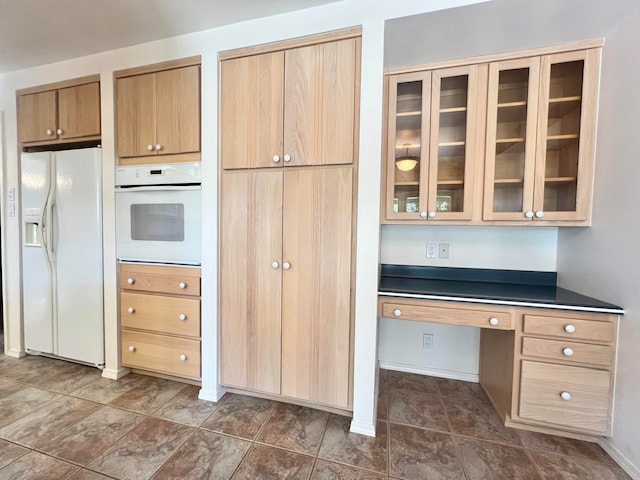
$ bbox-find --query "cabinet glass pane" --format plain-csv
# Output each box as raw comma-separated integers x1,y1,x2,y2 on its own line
492,68,530,212
393,81,422,213
436,76,468,213
544,60,583,212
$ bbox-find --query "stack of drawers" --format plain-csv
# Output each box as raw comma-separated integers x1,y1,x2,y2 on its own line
120,263,201,380
514,310,618,436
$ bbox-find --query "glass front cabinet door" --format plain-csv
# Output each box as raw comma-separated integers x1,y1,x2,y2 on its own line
385,66,479,222
485,48,600,222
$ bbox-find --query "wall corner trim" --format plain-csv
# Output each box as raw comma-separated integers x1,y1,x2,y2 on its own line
101,367,130,380
199,386,226,403
598,437,640,480
350,419,376,437
5,348,25,359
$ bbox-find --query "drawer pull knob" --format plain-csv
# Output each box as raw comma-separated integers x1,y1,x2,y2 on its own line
127,307,135,314
560,391,572,401
489,317,499,326
46,129,54,135
420,211,428,219
393,309,402,317
564,324,576,333
147,144,154,151
56,128,64,135
179,313,187,321
127,278,135,285
284,153,292,163
128,346,136,352
524,210,534,219
562,347,574,357
272,155,280,163
283,262,291,270
272,261,279,269
179,354,187,361
179,282,187,289
428,211,436,219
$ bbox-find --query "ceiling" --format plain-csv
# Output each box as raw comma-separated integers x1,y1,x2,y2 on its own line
0,0,339,75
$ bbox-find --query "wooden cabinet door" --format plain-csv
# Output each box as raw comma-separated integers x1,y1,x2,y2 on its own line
57,82,101,140
484,57,540,221
116,73,156,158
221,53,284,169
281,167,353,409
17,90,57,143
284,38,358,167
220,170,283,395
533,49,600,222
156,65,201,156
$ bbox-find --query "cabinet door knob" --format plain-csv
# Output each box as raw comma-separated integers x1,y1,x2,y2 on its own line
147,144,154,151
560,391,572,401
283,154,291,163
56,128,63,135
564,324,576,333
127,307,135,314
128,346,136,352
155,144,162,151
562,347,574,357
46,129,54,135
179,282,187,289
127,278,135,285
535,210,544,218
393,309,402,317
420,211,428,219
272,155,281,163
489,317,499,326
283,262,291,270
428,211,436,219
179,354,187,361
179,313,187,321
525,211,534,219
272,261,280,269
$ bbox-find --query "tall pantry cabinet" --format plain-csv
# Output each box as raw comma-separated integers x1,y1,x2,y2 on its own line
219,28,361,410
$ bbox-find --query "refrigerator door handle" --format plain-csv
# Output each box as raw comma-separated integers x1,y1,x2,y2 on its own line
43,157,57,261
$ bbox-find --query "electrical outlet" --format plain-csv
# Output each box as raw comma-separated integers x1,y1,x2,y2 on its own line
423,333,433,349
438,243,449,259
426,243,437,258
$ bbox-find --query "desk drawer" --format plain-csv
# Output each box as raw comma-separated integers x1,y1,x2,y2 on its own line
120,264,201,296
523,315,615,342
521,337,611,367
381,302,514,330
120,292,200,337
122,330,201,379
519,361,610,434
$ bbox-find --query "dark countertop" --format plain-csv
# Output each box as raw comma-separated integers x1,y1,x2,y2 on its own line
378,265,624,314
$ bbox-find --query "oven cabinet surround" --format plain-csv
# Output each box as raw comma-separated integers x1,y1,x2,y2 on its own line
114,57,201,166
379,296,618,439
119,263,201,381
382,42,601,226
17,75,101,147
218,28,361,411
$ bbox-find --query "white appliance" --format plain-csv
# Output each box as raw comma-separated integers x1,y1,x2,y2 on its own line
115,163,201,265
21,148,104,367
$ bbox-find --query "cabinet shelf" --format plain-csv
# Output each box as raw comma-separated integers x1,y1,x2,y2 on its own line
396,111,421,118
497,101,527,108
394,181,420,186
440,106,467,114
439,141,465,147
546,134,579,150
548,96,581,117
545,176,577,184
494,178,524,185
437,179,464,186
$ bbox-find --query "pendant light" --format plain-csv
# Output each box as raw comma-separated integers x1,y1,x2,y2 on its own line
395,144,418,171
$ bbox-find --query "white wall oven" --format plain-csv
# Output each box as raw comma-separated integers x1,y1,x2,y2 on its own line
115,163,201,265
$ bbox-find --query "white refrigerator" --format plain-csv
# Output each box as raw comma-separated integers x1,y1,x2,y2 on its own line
21,148,104,367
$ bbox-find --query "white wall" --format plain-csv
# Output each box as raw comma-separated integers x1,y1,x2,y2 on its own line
378,226,557,378
0,0,488,437
557,5,640,477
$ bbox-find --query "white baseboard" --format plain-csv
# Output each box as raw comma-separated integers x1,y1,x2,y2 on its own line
6,348,25,358
379,360,479,383
199,386,226,403
350,419,376,437
598,438,640,480
101,367,130,380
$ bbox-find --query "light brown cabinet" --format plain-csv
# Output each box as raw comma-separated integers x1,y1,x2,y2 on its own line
220,36,359,169
115,57,201,165
383,42,601,226
119,263,201,381
219,29,360,411
17,77,100,146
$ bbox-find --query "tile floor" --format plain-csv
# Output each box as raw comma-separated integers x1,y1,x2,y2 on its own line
0,349,630,479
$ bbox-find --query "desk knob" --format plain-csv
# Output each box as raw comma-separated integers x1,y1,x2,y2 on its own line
489,317,499,326
562,347,574,357
564,324,576,333
560,391,572,401
393,309,402,317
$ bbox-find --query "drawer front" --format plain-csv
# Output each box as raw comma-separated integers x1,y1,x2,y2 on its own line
381,302,514,330
523,314,615,342
519,361,610,434
120,270,201,296
521,337,611,367
120,292,200,337
121,330,201,379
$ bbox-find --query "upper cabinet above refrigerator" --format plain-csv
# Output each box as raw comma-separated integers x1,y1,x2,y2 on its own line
114,56,201,166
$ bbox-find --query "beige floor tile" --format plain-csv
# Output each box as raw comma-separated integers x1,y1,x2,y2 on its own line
232,443,314,480
152,385,220,427
201,393,276,440
0,450,79,480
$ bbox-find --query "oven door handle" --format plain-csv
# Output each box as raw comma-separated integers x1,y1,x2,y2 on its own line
115,185,201,192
